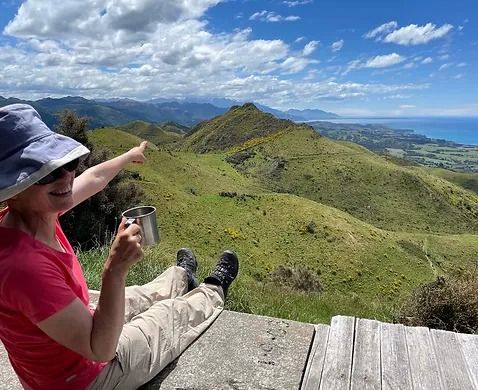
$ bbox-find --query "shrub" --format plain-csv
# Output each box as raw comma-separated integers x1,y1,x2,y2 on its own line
396,275,478,334
225,150,255,165
57,110,144,249
271,265,321,293
219,191,237,198
298,221,316,234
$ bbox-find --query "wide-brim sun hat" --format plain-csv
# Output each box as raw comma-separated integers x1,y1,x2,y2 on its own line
0,103,90,202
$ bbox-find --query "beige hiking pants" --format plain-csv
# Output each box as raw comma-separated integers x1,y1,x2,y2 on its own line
87,266,224,390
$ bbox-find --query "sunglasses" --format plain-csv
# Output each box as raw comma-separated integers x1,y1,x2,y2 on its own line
36,158,81,185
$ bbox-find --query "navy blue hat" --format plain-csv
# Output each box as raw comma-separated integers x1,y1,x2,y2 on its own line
0,104,90,202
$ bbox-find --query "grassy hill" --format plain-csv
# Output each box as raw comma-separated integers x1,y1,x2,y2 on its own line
82,118,478,324
183,104,478,235
183,103,307,152
420,167,478,194
101,121,184,146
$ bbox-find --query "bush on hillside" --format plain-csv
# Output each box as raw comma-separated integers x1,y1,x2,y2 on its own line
396,275,478,334
272,265,322,293
57,110,144,249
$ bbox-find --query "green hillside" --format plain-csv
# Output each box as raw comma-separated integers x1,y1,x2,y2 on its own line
419,167,478,194
84,122,478,324
183,103,305,152
100,120,183,146
184,104,478,234
160,121,190,135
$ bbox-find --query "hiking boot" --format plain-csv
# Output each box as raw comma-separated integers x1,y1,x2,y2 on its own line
204,250,239,298
176,248,199,292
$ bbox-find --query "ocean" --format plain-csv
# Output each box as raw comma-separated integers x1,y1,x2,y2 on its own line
312,117,478,146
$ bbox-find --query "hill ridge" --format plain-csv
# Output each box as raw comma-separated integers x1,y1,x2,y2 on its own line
183,102,317,152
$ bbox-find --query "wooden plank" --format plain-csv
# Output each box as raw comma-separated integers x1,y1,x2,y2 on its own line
431,329,475,389
405,326,444,389
380,322,413,390
351,319,381,390
319,316,355,390
458,333,478,389
301,324,330,390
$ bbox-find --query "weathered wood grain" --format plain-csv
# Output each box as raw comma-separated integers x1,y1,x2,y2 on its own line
351,318,381,390
380,322,412,390
301,324,330,390
458,333,478,389
319,316,355,390
431,329,475,390
405,326,444,389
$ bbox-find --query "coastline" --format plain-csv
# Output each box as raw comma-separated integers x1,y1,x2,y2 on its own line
305,117,478,147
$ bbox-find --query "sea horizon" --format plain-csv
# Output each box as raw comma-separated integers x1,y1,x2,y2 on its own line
309,116,478,146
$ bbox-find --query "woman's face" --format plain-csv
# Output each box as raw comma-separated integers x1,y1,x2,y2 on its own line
11,168,76,215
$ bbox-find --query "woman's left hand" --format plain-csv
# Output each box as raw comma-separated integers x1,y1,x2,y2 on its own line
127,141,148,164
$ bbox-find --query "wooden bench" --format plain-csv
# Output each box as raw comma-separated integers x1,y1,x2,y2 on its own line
302,316,478,390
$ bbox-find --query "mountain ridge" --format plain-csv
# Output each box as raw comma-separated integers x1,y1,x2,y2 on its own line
0,95,339,129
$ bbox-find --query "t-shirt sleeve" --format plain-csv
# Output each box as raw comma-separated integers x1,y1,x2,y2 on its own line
3,253,78,324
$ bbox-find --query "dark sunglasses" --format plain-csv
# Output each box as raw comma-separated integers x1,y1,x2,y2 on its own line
36,158,80,185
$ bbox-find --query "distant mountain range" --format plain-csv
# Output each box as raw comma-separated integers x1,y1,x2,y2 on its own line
0,95,338,129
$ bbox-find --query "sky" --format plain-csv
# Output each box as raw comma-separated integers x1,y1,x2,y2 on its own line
0,0,477,116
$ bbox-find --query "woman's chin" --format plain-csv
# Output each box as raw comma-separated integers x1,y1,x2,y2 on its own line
47,193,74,213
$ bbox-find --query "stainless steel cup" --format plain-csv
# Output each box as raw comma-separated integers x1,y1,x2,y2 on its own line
122,206,160,246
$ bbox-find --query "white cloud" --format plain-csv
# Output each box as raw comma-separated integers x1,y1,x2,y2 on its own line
364,21,398,39
283,0,312,6
400,104,416,109
383,23,453,45
249,10,300,22
295,36,305,43
403,63,415,69
279,56,317,74
383,94,411,99
364,53,404,68
421,57,433,64
457,62,467,67
453,73,464,79
331,39,344,52
5,0,222,38
376,103,478,117
303,68,321,80
423,104,478,116
365,22,453,46
303,40,319,56
343,59,362,75
343,53,406,75
439,54,450,61
439,63,452,70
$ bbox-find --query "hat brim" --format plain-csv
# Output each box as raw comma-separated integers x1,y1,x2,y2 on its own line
0,132,90,202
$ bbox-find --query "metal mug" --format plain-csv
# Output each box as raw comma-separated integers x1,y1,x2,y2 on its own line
122,206,160,246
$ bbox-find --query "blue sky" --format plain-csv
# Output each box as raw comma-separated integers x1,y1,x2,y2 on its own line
0,0,476,116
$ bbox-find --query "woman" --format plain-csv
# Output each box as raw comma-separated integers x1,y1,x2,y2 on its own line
0,104,239,389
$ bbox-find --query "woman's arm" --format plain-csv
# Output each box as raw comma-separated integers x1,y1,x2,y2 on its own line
70,141,147,210
37,220,143,362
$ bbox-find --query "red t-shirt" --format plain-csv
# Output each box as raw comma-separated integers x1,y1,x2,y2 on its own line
0,209,106,390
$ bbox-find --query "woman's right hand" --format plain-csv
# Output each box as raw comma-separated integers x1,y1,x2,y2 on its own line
105,218,144,276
